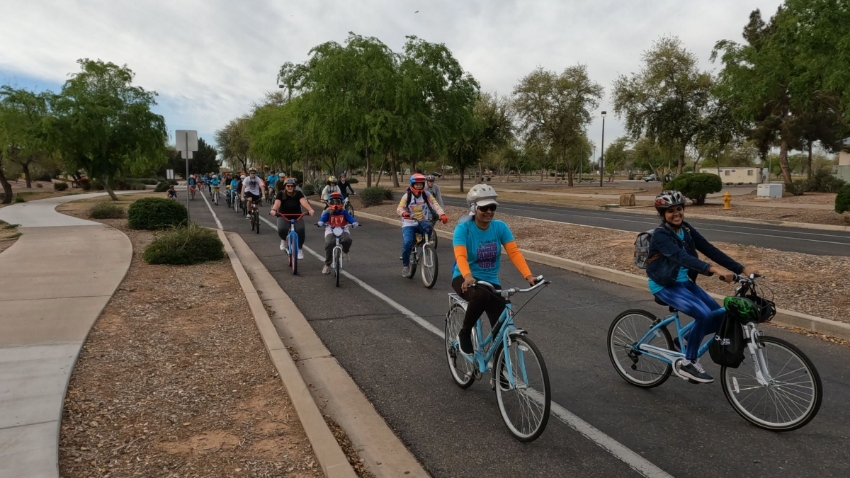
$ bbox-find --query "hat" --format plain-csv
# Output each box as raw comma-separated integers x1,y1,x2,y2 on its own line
475,198,498,207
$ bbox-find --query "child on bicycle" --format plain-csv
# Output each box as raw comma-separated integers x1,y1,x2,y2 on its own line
398,173,447,278
317,193,359,275
647,190,759,383
452,184,536,356
166,184,177,200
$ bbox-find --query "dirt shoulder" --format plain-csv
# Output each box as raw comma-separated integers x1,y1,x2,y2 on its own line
0,220,21,254
58,199,324,477
352,196,849,325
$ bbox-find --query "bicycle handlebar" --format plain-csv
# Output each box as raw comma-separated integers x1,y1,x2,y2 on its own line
718,273,763,283
474,275,549,298
272,212,308,220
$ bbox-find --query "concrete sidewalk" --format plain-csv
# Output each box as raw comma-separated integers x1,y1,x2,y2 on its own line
0,193,132,478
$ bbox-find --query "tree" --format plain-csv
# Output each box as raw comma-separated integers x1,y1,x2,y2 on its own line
0,87,53,189
613,36,713,175
215,116,251,173
49,59,168,200
604,137,634,179
159,138,219,176
446,93,510,192
513,65,603,186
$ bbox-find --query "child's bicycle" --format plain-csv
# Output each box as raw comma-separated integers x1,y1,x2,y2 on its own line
607,274,822,431
317,223,358,287
404,228,439,288
274,212,307,275
445,276,551,441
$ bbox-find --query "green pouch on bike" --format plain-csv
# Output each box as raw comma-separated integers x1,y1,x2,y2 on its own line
724,296,760,324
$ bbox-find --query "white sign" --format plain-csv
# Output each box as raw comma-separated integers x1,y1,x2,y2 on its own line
180,150,194,159
166,169,174,179
175,130,198,152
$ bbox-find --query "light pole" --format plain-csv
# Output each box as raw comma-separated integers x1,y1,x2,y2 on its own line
599,111,607,187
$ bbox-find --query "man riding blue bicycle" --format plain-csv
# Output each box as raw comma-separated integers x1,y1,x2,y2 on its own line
397,173,447,278
646,190,759,383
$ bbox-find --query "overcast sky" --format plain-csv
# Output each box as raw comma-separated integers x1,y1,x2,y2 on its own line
1,0,783,159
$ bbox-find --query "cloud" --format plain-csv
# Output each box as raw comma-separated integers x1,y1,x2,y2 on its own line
2,0,783,150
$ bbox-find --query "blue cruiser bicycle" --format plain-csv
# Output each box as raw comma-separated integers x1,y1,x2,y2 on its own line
607,274,822,431
445,276,551,441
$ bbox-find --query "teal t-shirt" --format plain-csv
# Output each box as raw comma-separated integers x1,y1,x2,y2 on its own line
452,219,514,284
648,228,690,294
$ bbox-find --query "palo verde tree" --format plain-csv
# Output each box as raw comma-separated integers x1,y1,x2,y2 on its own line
49,59,168,199
513,65,603,186
613,36,713,175
0,87,53,190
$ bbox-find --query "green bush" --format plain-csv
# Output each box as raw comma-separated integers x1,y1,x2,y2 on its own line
88,201,125,219
360,187,391,207
346,177,359,184
127,178,158,185
14,195,25,203
80,179,91,191
806,169,846,193
90,178,105,190
154,181,170,192
382,187,394,200
302,177,325,196
788,179,809,196
664,172,722,205
289,170,304,184
128,197,188,230
836,185,850,214
143,224,224,265
53,182,68,191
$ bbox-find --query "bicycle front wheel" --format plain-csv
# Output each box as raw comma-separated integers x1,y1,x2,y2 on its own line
445,304,475,388
288,234,298,275
495,335,550,442
255,212,260,234
607,310,673,388
721,335,822,431
333,247,341,287
420,244,438,288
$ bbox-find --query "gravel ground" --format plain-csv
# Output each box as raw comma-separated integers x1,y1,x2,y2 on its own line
57,206,324,477
353,197,850,324
0,220,21,254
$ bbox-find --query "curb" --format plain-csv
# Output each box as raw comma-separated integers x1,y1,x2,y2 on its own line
342,205,850,342
217,229,358,478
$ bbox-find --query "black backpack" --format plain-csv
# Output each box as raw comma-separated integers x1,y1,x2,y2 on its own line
708,314,746,368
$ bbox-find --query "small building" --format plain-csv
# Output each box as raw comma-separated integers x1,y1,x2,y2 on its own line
838,143,850,182
702,167,762,185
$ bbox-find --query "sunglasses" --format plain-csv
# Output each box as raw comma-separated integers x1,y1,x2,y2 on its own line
285,185,295,188
477,204,497,212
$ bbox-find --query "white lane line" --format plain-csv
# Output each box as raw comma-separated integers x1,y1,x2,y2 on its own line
200,193,223,230
253,213,670,478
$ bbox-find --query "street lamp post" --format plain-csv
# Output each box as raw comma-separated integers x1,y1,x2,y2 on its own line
599,111,607,187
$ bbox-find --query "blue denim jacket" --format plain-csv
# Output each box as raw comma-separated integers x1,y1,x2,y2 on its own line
646,221,744,287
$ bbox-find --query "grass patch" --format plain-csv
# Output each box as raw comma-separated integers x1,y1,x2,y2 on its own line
88,201,125,219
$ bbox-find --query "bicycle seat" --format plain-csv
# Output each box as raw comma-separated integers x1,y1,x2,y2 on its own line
654,296,678,313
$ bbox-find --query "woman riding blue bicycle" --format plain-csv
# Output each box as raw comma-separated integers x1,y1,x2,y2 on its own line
647,190,759,383
452,184,537,356
271,178,314,259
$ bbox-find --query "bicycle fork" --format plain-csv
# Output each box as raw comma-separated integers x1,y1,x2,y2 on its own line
739,324,771,389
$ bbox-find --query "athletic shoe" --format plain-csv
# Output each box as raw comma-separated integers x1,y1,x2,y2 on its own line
280,240,286,251
677,360,713,383
457,329,473,356
297,250,304,260
246,214,251,219
401,266,410,277
322,265,330,275
343,252,350,261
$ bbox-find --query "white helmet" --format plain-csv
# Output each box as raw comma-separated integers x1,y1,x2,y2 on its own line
466,184,498,207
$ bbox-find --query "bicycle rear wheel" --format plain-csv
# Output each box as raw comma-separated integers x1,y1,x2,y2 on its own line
445,304,475,388
721,335,822,431
420,243,438,288
495,335,550,442
288,234,298,275
333,247,341,287
254,211,260,234
407,250,418,279
607,310,673,388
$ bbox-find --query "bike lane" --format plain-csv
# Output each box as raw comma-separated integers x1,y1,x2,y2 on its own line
189,197,850,477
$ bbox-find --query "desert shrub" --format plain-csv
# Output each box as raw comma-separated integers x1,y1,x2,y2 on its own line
289,170,304,184
382,187,394,200
302,177,325,196
154,181,170,192
806,169,846,193
143,224,224,265
14,195,25,203
664,173,722,205
90,178,105,190
38,172,52,182
53,182,68,191
836,185,850,214
80,179,91,191
788,179,809,196
360,187,391,207
346,177,359,184
88,201,125,219
128,197,188,230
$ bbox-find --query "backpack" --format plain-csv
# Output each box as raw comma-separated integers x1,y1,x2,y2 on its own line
633,229,656,269
708,314,746,368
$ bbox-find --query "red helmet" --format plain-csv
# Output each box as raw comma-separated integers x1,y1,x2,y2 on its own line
409,173,426,185
329,192,344,211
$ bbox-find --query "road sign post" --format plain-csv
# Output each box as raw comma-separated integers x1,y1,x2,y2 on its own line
176,130,198,219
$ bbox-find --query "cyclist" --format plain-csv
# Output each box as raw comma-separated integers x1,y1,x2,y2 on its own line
241,169,264,219
424,174,444,208
166,184,177,200
338,174,355,199
187,175,197,199
271,178,315,258
452,184,536,356
210,175,221,200
266,171,278,200
398,173,447,277
321,176,341,209
317,192,359,274
646,190,759,383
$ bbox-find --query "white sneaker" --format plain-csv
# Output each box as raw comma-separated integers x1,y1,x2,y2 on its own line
297,250,304,260
343,252,350,261
246,214,251,219
280,240,286,251
322,265,330,275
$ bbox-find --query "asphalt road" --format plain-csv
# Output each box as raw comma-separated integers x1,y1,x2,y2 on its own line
189,195,850,478
442,196,850,257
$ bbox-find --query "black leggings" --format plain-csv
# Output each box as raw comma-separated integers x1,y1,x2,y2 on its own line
277,216,306,249
451,276,507,331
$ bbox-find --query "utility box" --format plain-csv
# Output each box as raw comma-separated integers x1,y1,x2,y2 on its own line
757,183,783,199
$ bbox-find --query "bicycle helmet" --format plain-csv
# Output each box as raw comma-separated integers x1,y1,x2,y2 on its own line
249,168,257,174
409,173,426,185
283,178,296,186
654,190,686,215
328,192,343,211
466,183,498,207
426,175,436,181
327,176,337,184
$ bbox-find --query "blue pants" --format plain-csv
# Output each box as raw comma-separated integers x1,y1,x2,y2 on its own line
401,221,433,266
654,281,725,361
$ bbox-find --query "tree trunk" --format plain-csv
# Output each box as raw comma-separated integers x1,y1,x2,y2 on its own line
459,165,465,193
104,180,119,201
390,153,400,188
375,155,387,187
678,147,685,175
807,142,813,180
779,139,793,185
365,144,372,188
22,161,32,188
0,166,13,204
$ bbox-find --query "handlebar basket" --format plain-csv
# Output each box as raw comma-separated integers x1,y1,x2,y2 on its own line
724,295,776,324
